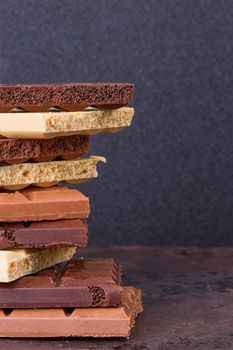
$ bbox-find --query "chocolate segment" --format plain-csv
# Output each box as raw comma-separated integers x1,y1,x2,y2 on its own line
0,288,142,337
0,107,134,139
0,247,76,282
0,83,134,112
0,259,122,308
0,156,105,190
0,186,90,222
0,135,89,164
0,219,88,249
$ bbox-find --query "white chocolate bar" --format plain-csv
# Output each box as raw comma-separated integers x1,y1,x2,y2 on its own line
0,107,134,139
0,156,106,190
0,247,76,282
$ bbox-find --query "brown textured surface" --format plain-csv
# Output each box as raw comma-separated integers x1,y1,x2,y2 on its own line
0,258,122,308
0,287,142,338
80,246,233,350
0,186,90,222
0,135,89,164
0,219,88,248
2,246,233,348
0,83,134,111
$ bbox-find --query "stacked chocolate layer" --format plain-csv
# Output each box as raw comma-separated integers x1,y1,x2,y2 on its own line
0,83,142,338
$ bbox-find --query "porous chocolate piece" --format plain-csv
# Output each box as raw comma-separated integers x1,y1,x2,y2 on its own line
0,247,76,282
0,156,105,190
0,259,122,308
0,83,134,112
0,135,89,164
0,219,88,249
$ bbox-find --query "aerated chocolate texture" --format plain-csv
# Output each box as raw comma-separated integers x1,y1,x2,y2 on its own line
0,186,90,222
0,156,105,190
0,83,134,112
0,258,122,308
0,219,88,249
0,135,89,164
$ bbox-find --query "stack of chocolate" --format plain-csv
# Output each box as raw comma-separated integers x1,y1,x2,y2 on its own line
0,83,142,338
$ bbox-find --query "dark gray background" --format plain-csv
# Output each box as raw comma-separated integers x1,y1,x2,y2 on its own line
0,0,232,245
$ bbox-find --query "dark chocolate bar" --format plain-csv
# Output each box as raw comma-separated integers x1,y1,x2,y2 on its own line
0,219,88,249
0,259,122,308
0,135,89,164
0,83,134,112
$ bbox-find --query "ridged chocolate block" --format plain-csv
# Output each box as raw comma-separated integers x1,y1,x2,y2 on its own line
0,186,90,222
0,258,122,308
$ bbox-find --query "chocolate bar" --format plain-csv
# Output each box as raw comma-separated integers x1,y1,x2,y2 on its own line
0,287,142,337
0,83,134,112
0,186,90,222
0,247,76,282
0,107,134,139
0,258,122,308
0,135,89,164
0,156,106,190
0,219,88,249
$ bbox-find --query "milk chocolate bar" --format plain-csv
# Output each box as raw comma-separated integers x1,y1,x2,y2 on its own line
0,186,90,222
0,83,134,112
0,247,76,282
0,135,89,164
0,219,88,249
0,258,122,308
0,107,134,139
0,156,106,190
0,287,142,337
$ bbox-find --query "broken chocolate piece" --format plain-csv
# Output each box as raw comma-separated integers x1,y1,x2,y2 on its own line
0,156,106,190
0,287,142,337
0,83,134,112
0,135,89,164
0,258,122,308
0,219,88,249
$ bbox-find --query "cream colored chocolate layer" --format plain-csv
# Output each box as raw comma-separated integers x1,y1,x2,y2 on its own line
0,247,76,282
0,107,134,139
0,156,106,190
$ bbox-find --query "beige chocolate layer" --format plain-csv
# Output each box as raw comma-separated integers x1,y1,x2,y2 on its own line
0,287,142,337
0,156,106,190
0,107,134,139
0,247,76,282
